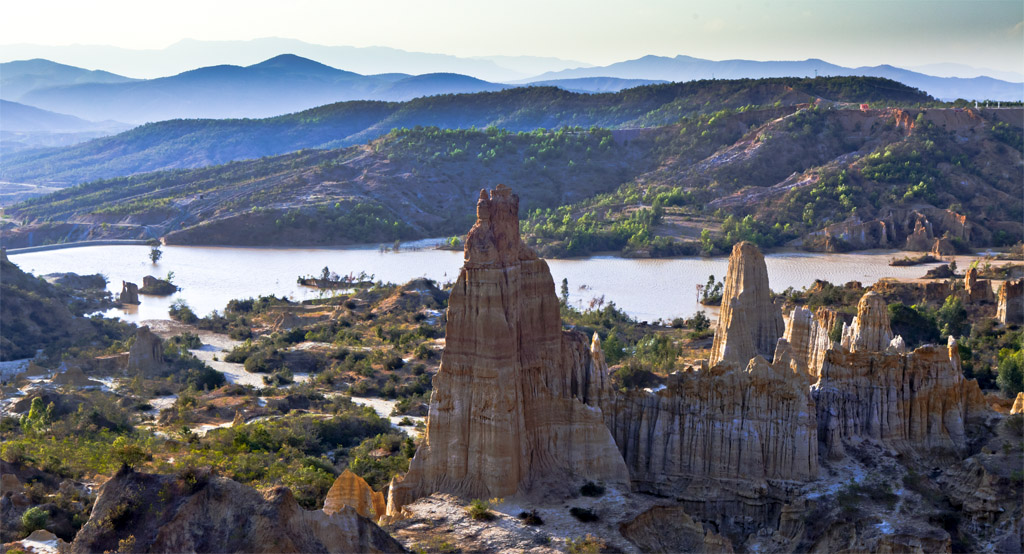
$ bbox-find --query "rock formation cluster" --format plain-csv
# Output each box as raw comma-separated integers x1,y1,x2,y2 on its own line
381,186,1007,550
387,185,628,515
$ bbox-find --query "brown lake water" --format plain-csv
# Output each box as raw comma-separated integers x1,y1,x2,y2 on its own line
9,242,951,323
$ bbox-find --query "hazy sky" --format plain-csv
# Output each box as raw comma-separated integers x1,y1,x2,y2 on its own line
3,0,1022,72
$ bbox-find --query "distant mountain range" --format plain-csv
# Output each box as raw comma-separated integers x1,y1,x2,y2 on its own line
0,99,132,153
4,52,1020,127
0,38,590,82
3,55,514,123
523,55,1024,101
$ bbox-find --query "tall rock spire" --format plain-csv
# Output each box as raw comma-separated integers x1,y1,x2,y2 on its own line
840,291,894,352
709,241,784,367
387,185,628,515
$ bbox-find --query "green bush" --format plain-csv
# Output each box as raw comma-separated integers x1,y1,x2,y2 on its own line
467,499,494,521
997,349,1023,397
21,506,48,534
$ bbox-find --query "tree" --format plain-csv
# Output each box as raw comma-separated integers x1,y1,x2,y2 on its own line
937,295,968,338
560,278,570,305
21,506,48,534
112,436,148,469
149,244,163,264
700,229,714,256
997,349,1023,397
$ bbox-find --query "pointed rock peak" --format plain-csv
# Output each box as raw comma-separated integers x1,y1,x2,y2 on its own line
709,241,784,367
841,291,893,352
887,335,908,354
324,470,385,522
590,331,603,355
464,184,536,267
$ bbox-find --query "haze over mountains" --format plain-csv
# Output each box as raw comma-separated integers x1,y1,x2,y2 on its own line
2,52,1021,128
526,55,1024,102
0,38,590,82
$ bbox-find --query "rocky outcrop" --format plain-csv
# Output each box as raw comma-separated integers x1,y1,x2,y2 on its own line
964,267,995,304
840,292,893,353
1012,393,1024,415
783,306,833,381
620,506,735,553
118,281,139,304
814,336,988,459
386,185,628,515
127,326,163,374
139,275,178,295
807,208,975,253
70,468,403,554
324,470,385,522
709,241,784,367
51,365,102,388
930,236,956,257
43,272,106,290
997,279,1023,325
606,355,818,493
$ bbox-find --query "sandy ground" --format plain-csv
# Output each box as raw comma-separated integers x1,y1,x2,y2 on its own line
349,395,426,438
142,319,310,387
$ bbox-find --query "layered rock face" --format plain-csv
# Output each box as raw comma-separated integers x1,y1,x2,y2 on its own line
605,355,819,492
387,185,628,514
816,294,988,458
997,279,1023,325
709,241,784,367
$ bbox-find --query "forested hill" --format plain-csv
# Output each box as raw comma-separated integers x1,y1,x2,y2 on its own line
8,103,1019,257
0,76,931,186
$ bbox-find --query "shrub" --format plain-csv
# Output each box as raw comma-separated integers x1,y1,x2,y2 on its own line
168,300,198,324
21,506,48,534
467,498,494,521
567,534,606,554
579,482,605,497
112,437,147,468
517,510,544,525
997,349,1024,397
569,507,599,522
1004,413,1024,437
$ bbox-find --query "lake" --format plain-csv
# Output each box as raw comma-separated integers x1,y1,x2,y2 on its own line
9,243,947,323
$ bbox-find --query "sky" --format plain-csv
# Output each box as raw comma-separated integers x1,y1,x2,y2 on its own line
2,0,1022,73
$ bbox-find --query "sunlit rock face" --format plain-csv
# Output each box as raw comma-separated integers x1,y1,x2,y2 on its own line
386,185,628,515
816,302,989,460
324,470,386,522
605,354,819,492
840,291,893,353
783,306,833,382
709,241,784,367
